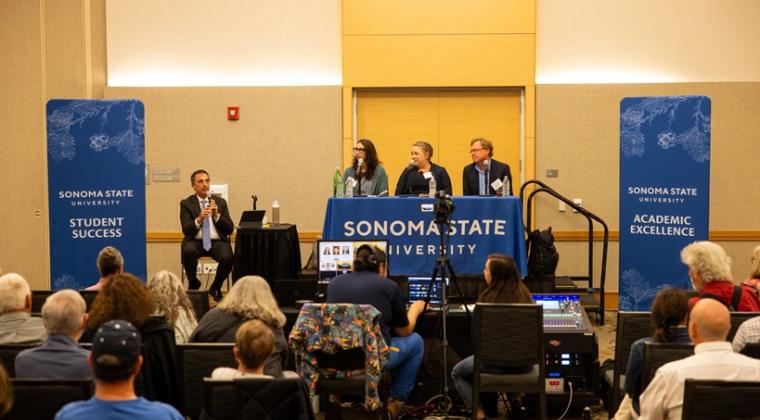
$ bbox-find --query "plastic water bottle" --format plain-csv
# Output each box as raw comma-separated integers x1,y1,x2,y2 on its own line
428,175,437,198
272,200,280,225
333,167,343,197
503,176,510,196
345,178,354,198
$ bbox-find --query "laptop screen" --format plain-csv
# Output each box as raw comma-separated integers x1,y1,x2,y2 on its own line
317,239,389,281
407,276,448,305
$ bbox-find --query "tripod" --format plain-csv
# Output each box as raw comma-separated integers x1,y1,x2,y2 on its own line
423,196,471,416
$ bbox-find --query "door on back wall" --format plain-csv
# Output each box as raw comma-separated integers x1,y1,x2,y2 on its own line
355,88,523,196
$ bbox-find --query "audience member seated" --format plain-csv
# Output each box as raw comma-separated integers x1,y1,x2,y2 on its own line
0,273,46,345
730,246,760,352
211,319,274,380
190,275,288,378
15,290,91,379
147,271,198,344
450,254,534,420
55,320,183,420
0,364,11,417
681,241,760,311
326,244,425,420
87,273,180,408
639,299,760,419
732,314,760,353
740,244,760,296
83,246,124,291
614,288,690,419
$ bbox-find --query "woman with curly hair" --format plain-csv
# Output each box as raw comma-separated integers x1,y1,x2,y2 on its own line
86,273,181,409
147,270,197,344
190,275,288,377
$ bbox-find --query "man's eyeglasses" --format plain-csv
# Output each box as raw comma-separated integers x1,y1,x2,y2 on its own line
353,147,366,152
469,148,485,153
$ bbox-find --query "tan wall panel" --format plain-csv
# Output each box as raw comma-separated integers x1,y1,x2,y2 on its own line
357,91,439,192
437,90,521,195
0,1,48,288
105,87,342,277
344,0,535,35
44,0,87,98
343,34,535,87
90,0,107,98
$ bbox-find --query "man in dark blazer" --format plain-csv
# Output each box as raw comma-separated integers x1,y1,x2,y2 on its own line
462,137,513,196
180,169,234,301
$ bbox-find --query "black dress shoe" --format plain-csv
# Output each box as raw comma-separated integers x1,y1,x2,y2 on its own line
209,287,223,302
188,278,202,290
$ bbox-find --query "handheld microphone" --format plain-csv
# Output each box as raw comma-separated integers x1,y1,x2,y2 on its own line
484,159,490,195
356,158,363,173
407,159,415,171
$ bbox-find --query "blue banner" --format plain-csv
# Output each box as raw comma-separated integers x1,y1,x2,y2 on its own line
47,99,146,289
322,196,528,276
619,96,711,310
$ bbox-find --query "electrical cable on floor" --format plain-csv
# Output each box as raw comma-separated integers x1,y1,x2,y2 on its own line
556,381,573,420
424,393,453,414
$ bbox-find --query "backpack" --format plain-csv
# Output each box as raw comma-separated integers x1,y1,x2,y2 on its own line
700,285,743,311
526,227,559,276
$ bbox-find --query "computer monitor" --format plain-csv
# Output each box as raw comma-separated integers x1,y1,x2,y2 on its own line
407,276,449,306
317,239,389,281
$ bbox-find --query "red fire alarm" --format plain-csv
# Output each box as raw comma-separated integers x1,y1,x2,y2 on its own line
227,106,240,120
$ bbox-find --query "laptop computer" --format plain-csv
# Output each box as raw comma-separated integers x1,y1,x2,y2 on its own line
407,276,448,309
238,210,266,229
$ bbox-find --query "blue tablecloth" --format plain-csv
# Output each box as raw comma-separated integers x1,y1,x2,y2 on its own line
322,196,528,276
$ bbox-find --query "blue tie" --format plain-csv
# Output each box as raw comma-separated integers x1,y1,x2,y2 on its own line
202,199,212,251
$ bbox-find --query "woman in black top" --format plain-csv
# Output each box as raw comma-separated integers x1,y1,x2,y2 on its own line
451,254,533,419
394,141,452,196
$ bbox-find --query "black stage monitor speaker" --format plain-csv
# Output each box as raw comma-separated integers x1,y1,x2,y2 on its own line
273,278,318,307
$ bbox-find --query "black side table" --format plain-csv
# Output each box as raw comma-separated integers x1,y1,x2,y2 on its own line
232,224,302,283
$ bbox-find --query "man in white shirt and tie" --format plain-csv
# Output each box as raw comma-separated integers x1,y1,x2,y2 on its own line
180,169,234,301
639,298,760,419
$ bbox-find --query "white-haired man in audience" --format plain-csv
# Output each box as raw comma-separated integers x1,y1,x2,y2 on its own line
0,273,46,344
15,290,91,379
639,299,760,419
681,240,760,311
56,320,183,420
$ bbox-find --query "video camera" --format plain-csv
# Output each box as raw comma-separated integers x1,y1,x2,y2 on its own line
433,190,455,224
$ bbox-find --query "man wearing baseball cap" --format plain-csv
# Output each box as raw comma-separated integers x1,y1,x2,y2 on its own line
55,320,182,419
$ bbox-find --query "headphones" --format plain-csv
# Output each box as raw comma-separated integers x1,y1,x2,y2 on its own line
356,244,384,272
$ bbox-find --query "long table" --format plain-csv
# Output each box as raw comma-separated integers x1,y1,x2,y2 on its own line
322,196,527,276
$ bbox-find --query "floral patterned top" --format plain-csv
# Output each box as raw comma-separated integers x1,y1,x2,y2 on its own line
288,303,390,410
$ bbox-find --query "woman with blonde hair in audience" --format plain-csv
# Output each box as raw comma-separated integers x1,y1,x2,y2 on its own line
0,364,12,417
147,270,198,344
740,245,760,291
211,319,275,380
190,275,288,378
